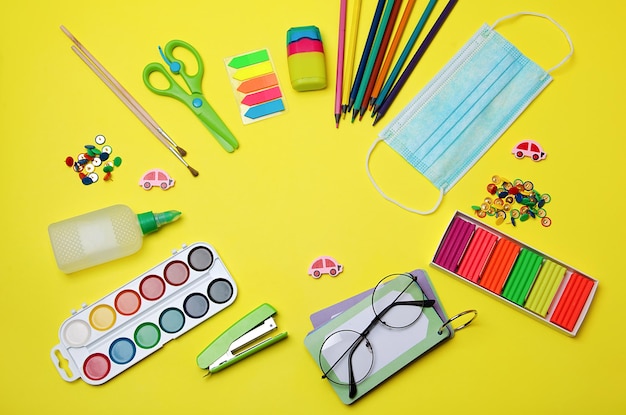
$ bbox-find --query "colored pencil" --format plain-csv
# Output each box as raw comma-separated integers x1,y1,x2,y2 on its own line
342,0,362,117
347,0,386,114
369,0,417,111
358,0,403,120
335,0,348,127
373,0,458,126
352,0,398,122
372,0,437,114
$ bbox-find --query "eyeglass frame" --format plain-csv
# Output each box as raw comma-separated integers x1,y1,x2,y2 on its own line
318,272,435,399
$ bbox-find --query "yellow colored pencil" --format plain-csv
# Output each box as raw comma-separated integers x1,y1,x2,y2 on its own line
342,0,362,117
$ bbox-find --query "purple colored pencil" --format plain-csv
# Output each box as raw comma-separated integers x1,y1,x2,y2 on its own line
335,0,348,127
373,0,458,126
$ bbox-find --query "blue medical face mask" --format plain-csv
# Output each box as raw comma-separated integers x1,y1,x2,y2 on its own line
366,12,573,214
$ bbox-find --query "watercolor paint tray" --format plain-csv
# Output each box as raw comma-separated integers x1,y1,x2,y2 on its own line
431,211,597,336
51,242,237,385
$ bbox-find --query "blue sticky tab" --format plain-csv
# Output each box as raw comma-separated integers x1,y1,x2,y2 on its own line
245,99,285,120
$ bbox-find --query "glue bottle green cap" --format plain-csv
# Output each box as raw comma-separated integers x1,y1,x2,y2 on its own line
137,210,182,234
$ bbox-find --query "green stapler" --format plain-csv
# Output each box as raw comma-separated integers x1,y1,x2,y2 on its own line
197,303,288,374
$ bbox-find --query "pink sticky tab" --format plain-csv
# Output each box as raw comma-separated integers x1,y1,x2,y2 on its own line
241,86,283,106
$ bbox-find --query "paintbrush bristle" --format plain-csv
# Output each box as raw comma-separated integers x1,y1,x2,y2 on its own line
188,166,199,177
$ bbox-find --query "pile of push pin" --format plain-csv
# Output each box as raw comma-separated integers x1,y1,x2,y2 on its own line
64,134,122,185
471,175,552,227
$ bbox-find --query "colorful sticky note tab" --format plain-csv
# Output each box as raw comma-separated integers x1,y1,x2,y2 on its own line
225,48,286,124
237,73,278,93
241,86,282,106
245,100,285,119
228,49,270,69
232,61,274,81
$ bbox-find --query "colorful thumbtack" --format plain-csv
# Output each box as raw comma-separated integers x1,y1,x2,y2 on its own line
65,135,121,185
472,176,552,227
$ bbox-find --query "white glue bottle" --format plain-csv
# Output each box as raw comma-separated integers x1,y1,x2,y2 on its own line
48,204,182,273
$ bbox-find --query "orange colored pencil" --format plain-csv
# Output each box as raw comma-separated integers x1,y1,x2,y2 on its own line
369,0,417,108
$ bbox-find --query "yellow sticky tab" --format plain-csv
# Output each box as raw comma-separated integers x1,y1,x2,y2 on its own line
233,61,274,81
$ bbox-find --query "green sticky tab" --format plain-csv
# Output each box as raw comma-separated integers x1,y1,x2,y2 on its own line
228,49,269,69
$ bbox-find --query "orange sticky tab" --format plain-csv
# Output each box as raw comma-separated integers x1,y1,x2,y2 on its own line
237,73,278,93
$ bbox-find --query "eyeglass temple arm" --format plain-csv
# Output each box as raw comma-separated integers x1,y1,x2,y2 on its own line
322,298,436,396
394,299,435,308
347,336,365,399
369,299,436,331
346,299,436,398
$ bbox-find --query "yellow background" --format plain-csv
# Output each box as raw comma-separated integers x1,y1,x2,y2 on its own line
1,0,624,413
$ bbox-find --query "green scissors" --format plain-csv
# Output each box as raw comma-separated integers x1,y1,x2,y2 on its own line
143,40,238,153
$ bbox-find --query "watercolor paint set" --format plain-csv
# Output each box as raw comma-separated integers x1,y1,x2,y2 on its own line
432,211,598,336
224,49,285,124
51,242,238,385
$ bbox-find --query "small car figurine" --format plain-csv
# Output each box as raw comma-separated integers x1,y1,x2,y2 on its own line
139,169,175,190
308,256,343,278
512,140,546,161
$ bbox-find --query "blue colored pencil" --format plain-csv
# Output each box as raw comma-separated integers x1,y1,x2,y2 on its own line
347,0,387,114
373,0,458,126
352,0,397,122
371,0,438,114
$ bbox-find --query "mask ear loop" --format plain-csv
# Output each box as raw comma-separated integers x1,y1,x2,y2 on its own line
491,11,574,74
365,137,444,215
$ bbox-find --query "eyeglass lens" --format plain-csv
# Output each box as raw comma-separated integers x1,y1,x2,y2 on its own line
318,273,427,388
372,273,426,328
319,329,374,385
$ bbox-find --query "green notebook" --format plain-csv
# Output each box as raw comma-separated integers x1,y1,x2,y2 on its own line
304,269,458,404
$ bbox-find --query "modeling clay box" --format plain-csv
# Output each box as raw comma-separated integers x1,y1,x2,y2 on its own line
431,211,597,336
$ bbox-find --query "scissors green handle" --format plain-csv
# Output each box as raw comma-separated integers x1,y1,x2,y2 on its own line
143,40,238,153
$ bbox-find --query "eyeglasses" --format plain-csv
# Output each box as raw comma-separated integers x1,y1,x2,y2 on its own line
317,273,435,399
